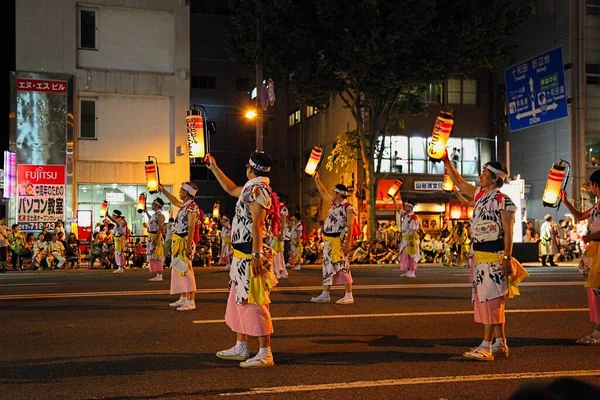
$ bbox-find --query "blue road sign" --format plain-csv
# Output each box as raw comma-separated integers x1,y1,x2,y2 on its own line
504,47,568,132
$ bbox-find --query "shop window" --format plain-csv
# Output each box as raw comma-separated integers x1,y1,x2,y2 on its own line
461,139,479,176
410,137,427,174
288,110,300,127
447,78,478,106
79,9,97,50
421,83,443,104
306,105,320,118
80,99,97,139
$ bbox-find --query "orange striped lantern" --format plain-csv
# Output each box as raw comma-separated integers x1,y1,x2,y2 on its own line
428,108,455,160
145,159,160,194
99,200,109,218
305,146,323,176
442,168,454,193
542,160,569,207
387,179,403,197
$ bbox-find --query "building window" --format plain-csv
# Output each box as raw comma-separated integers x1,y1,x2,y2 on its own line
79,9,97,50
288,110,300,127
379,134,482,175
236,78,249,91
80,99,97,139
447,78,478,106
191,75,216,89
421,83,443,104
306,105,320,118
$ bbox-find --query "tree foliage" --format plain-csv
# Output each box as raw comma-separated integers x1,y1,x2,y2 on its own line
226,0,535,238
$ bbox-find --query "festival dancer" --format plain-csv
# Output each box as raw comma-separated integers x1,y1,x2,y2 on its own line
144,197,166,282
272,195,289,279
398,200,421,278
218,215,233,271
559,172,600,346
289,212,303,270
159,182,202,311
207,151,279,368
310,172,355,304
106,210,129,273
443,154,516,361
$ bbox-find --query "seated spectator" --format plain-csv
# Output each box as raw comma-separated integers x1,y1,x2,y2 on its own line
32,233,49,271
351,241,369,264
66,232,80,268
88,233,104,268
20,232,35,268
369,241,387,264
132,238,146,268
432,234,444,263
420,234,434,263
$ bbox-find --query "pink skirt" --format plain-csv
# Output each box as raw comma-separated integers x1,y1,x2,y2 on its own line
224,284,273,337
473,291,505,325
169,263,197,295
400,249,417,271
333,269,353,285
149,259,163,272
272,252,286,274
588,288,600,324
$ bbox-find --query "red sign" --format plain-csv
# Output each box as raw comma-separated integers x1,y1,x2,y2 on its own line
16,78,67,93
17,164,66,185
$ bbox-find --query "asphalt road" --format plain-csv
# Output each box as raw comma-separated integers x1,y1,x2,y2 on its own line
1,264,599,400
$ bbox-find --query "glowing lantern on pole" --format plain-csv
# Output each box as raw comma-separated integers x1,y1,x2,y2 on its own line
213,201,220,219
187,107,209,159
137,193,146,214
450,205,462,220
99,200,109,218
542,160,570,208
442,168,454,193
305,146,323,176
428,108,455,160
387,179,404,197
145,157,160,194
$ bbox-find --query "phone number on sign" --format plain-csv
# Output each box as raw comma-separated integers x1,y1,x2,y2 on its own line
18,222,56,231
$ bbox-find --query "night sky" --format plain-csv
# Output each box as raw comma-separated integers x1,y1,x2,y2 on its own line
4,0,16,169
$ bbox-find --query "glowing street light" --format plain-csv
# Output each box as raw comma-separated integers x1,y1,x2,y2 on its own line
245,109,258,120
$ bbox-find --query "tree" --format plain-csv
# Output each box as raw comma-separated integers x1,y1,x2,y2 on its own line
226,0,535,239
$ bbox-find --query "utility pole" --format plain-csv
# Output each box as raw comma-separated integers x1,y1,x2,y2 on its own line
255,0,263,151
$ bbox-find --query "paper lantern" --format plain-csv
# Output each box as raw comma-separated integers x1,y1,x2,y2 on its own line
467,206,474,219
145,158,160,194
187,108,208,159
305,146,323,176
213,201,220,219
450,205,462,220
387,179,403,197
99,200,109,218
442,168,454,193
428,108,455,160
542,160,569,207
137,193,146,214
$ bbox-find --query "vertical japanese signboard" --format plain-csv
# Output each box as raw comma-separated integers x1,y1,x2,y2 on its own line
504,47,568,132
17,165,65,230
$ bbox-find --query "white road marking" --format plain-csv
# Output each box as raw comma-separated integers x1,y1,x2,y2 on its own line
0,281,584,301
0,283,58,287
218,370,600,396
193,308,588,325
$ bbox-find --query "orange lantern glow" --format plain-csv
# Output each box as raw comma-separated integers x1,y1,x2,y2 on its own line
145,158,160,194
187,108,207,159
213,201,220,219
137,193,146,214
542,160,569,207
467,206,474,219
428,108,455,160
305,146,323,176
99,200,109,218
450,205,462,220
387,179,404,197
442,168,454,193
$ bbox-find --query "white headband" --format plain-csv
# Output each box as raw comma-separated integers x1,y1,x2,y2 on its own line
333,187,348,196
249,158,271,172
182,183,197,196
485,165,507,180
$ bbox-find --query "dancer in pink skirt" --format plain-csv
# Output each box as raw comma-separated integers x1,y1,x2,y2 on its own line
206,151,279,368
310,172,355,305
144,197,166,282
272,195,288,279
218,216,233,271
559,170,600,345
443,154,516,361
398,200,420,278
159,182,202,311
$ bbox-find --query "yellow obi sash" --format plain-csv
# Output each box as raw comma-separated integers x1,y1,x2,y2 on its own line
583,242,600,288
147,232,164,258
114,235,127,254
273,237,284,253
172,233,188,261
473,251,529,299
402,233,418,256
233,248,278,306
323,235,343,263
223,237,231,245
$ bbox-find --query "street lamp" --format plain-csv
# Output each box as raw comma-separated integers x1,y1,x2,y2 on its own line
245,109,258,120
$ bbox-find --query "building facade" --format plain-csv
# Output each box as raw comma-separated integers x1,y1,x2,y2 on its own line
10,0,191,236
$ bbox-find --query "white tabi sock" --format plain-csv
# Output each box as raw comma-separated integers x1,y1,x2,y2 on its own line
493,338,506,346
235,341,248,351
479,340,492,349
257,346,271,357
592,330,600,339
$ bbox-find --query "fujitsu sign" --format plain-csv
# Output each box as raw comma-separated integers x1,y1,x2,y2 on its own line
17,165,65,185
